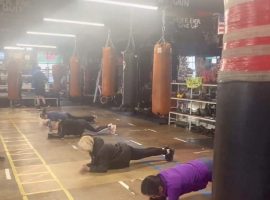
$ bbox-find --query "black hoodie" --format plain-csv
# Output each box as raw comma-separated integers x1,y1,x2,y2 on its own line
88,137,132,173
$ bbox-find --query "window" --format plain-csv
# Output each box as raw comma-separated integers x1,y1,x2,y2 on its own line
187,56,196,77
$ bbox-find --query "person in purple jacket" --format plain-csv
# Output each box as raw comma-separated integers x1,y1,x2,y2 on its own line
141,158,212,200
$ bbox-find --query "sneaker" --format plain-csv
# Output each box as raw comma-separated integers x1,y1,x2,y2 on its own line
164,147,174,162
107,123,113,128
110,125,117,134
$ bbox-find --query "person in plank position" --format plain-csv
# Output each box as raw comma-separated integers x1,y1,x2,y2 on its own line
78,136,174,173
40,108,96,129
141,158,212,200
47,119,116,139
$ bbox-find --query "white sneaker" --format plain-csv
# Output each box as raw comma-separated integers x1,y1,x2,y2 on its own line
111,125,117,134
108,123,113,128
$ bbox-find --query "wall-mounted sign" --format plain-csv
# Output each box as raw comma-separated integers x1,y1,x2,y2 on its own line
176,17,201,29
38,52,63,64
172,0,190,7
217,15,225,35
0,0,30,13
186,77,202,88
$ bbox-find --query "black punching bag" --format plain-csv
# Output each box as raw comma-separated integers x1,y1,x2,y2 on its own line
122,51,139,108
213,0,270,199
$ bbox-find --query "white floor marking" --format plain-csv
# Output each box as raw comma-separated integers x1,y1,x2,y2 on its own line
5,168,12,180
130,130,143,132
129,140,142,146
174,137,187,143
118,181,135,195
128,123,136,126
147,129,157,133
118,181,129,190
193,150,211,154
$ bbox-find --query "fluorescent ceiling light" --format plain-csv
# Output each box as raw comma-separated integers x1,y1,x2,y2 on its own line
4,46,25,50
16,43,57,49
44,18,105,27
27,31,76,38
84,0,158,10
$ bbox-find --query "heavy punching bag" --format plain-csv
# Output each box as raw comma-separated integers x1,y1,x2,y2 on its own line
152,43,172,115
101,47,116,97
213,0,270,199
7,59,21,100
69,55,81,97
122,51,139,107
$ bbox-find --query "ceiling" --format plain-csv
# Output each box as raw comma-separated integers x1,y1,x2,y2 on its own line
0,0,224,56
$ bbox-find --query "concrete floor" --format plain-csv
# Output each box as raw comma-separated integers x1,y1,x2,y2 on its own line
0,106,213,200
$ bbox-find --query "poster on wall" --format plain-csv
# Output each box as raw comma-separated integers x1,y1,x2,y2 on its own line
38,52,63,64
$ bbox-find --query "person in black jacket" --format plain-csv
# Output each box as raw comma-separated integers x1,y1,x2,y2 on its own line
32,66,48,108
40,108,96,132
78,136,174,173
48,119,116,139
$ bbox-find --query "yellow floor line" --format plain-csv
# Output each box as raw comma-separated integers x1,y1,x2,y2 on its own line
18,172,50,176
4,140,27,143
11,120,74,200
13,158,40,162
9,152,36,156
21,179,56,185
2,136,24,140
25,188,62,196
7,148,33,151
6,143,30,147
0,136,28,200
16,164,45,169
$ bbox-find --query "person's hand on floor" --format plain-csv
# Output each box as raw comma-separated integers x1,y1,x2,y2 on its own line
80,164,90,174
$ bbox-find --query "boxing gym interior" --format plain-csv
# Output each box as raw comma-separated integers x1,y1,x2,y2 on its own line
1,0,269,200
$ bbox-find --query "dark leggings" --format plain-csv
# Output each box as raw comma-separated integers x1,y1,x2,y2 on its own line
67,113,95,122
84,123,108,132
130,147,166,160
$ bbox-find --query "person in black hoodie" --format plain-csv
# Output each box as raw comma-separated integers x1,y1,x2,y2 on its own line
78,136,174,173
47,119,116,139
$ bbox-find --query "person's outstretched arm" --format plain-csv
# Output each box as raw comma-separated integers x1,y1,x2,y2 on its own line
89,158,109,173
86,137,109,173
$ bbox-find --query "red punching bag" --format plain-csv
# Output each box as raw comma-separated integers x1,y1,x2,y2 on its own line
69,55,81,97
152,43,172,115
8,59,21,100
101,47,117,97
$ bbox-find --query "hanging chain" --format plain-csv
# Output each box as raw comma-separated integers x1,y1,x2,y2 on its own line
105,29,115,48
161,9,166,42
158,9,166,44
125,14,135,52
